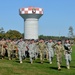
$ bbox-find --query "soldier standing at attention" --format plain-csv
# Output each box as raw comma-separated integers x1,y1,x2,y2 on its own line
38,39,46,64
47,39,54,64
64,39,72,69
54,40,64,70
18,38,25,63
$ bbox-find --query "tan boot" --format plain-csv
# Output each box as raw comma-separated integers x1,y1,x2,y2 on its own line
41,61,43,64
67,65,70,69
50,62,52,64
31,61,33,64
58,66,61,71
58,63,61,71
20,61,22,63
9,58,11,60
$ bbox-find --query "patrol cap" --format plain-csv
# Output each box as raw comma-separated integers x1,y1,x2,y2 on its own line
39,38,44,40
30,39,34,41
57,40,62,43
57,40,61,42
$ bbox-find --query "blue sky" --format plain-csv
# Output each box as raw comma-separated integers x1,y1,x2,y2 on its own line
0,0,75,37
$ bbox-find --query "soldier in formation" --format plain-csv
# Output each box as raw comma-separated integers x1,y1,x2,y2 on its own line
64,39,72,69
6,39,13,60
38,39,46,63
47,39,54,64
17,38,25,63
24,40,29,59
0,38,73,71
0,38,6,59
53,40,64,70
28,39,36,64
34,40,39,59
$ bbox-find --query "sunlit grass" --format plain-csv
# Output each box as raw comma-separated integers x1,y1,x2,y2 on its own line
0,45,75,75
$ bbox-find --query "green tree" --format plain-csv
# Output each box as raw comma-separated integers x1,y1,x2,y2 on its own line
5,30,22,39
0,27,5,38
68,26,74,38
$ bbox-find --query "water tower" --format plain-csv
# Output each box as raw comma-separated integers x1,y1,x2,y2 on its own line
19,6,43,39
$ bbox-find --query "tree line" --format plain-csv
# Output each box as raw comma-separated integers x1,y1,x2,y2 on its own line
0,27,74,40
0,27,22,39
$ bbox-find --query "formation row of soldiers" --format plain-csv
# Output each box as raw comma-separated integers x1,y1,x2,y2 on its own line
0,38,72,70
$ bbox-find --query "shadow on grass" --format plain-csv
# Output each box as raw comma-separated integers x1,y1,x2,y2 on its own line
70,66,75,68
50,67,58,70
24,60,31,63
61,66,66,68
35,61,41,64
34,59,49,64
50,66,67,70
15,60,20,63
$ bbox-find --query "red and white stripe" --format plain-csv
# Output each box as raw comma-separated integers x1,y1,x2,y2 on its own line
19,7,43,14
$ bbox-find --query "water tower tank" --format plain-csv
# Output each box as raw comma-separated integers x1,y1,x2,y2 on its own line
19,6,43,39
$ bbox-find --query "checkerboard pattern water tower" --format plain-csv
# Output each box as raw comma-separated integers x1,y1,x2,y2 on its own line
19,7,43,39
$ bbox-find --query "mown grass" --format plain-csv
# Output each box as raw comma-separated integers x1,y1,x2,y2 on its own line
0,46,75,75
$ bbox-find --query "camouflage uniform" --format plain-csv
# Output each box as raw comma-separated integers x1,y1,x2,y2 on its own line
44,41,49,60
11,40,18,58
47,42,54,64
0,39,6,59
28,42,36,64
38,41,46,63
64,43,72,69
54,42,64,70
14,40,19,58
18,40,25,63
6,40,13,60
0,41,2,55
24,41,29,58
34,41,39,59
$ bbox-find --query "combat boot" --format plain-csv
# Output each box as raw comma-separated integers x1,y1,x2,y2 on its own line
50,61,52,64
58,67,61,71
9,58,11,60
20,61,22,63
67,65,70,69
41,61,43,64
58,63,61,71
31,61,33,64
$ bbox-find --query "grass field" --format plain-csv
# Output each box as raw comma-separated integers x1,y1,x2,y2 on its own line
0,46,75,75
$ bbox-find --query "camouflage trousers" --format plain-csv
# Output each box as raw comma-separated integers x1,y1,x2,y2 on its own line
1,46,6,57
65,53,71,66
39,50,44,63
0,46,1,54
45,49,48,60
7,49,13,59
18,49,25,62
29,50,35,63
56,54,62,69
48,50,54,62
34,49,38,59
